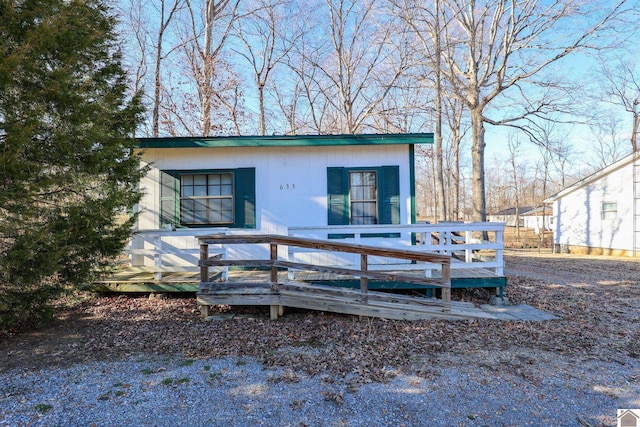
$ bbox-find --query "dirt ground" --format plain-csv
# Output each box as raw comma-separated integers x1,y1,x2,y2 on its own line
1,251,639,388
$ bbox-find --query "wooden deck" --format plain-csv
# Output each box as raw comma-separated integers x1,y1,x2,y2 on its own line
97,226,508,320
95,265,505,295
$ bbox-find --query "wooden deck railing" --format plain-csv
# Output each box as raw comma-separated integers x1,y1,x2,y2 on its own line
124,223,504,284
124,228,228,280
289,222,505,275
197,234,452,312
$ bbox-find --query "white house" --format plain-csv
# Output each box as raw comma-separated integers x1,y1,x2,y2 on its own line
488,206,534,227
132,134,427,266
101,133,507,298
487,206,552,233
521,206,553,233
545,152,640,256
136,133,426,233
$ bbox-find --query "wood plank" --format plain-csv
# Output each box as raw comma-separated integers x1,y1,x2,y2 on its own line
278,291,490,321
198,234,452,264
199,282,279,293
274,261,450,288
196,294,281,306
94,283,199,293
283,281,443,307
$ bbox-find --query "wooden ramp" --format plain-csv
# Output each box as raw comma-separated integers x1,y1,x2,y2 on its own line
197,280,495,321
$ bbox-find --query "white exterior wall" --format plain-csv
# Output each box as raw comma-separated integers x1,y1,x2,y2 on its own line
522,215,552,233
552,160,634,251
137,144,412,232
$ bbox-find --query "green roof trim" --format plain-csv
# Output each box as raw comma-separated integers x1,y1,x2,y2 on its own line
136,133,434,149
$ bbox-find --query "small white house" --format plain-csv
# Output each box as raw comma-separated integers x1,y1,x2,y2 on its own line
136,133,428,233
487,206,551,233
488,206,533,227
101,133,507,295
132,134,429,265
545,152,640,256
521,206,553,233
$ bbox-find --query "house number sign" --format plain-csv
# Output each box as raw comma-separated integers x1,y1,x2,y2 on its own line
280,184,296,190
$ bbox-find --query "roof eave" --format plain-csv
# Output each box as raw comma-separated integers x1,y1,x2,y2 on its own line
545,152,639,202
136,133,434,149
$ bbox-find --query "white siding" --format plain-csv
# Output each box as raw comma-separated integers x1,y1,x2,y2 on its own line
137,144,412,232
552,160,634,251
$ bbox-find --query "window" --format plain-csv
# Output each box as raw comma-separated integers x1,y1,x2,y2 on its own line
180,173,234,225
327,166,400,226
159,168,255,228
349,171,377,224
601,201,617,220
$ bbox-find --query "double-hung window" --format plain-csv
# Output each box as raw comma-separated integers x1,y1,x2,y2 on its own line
180,173,234,225
327,166,400,226
159,168,255,228
601,201,617,220
349,171,378,224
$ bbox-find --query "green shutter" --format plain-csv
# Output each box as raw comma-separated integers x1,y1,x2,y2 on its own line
160,170,179,227
380,166,400,224
235,168,256,228
327,167,349,225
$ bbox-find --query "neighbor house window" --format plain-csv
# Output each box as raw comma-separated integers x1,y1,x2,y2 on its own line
601,201,617,220
180,173,234,225
349,171,378,225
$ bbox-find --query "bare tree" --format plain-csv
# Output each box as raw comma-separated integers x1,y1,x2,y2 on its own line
118,0,152,134
151,0,185,136
443,93,468,221
599,49,640,153
400,0,631,222
370,69,432,133
393,0,448,220
507,134,523,240
295,0,410,134
174,0,241,136
588,114,627,170
232,0,302,135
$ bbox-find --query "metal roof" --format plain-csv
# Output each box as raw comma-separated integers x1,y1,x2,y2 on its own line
136,133,434,149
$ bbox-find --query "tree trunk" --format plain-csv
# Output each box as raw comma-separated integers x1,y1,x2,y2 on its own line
470,107,486,222
453,136,460,220
632,111,639,153
258,83,266,136
434,0,446,222
152,22,163,137
201,0,217,136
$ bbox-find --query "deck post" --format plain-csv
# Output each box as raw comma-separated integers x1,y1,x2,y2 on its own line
360,253,368,303
495,229,504,275
270,242,280,318
442,262,451,312
154,234,163,281
465,231,473,263
270,243,278,284
199,242,209,285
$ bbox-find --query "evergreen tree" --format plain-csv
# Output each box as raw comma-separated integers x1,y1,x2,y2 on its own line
0,0,145,330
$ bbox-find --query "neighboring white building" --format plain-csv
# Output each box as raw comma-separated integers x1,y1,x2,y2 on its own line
545,152,640,256
487,206,551,233
521,206,553,233
487,206,533,227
